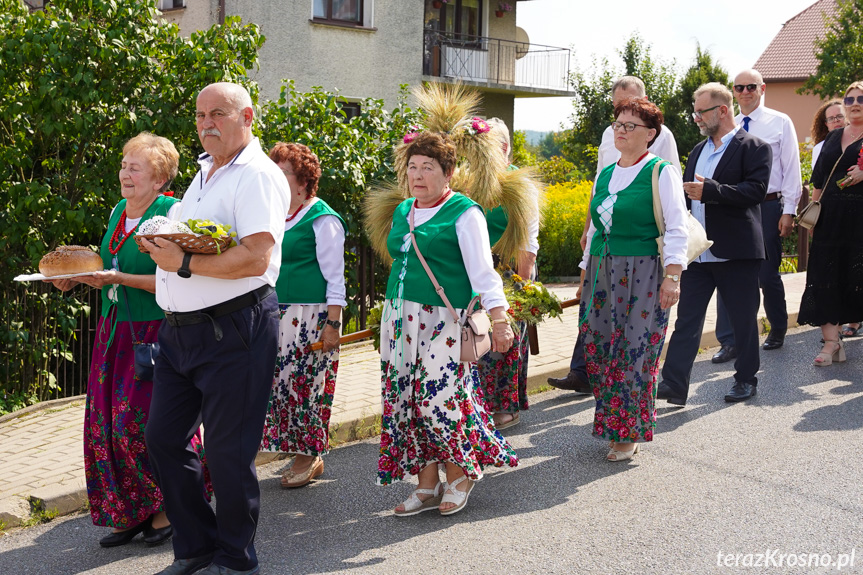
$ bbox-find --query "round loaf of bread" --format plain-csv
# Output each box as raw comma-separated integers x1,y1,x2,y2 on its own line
39,246,103,277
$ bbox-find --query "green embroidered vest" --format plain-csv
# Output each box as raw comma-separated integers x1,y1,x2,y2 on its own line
484,205,508,248
275,199,346,304
100,194,177,321
385,194,477,309
589,157,665,257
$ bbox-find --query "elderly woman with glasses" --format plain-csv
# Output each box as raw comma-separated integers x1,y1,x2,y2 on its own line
798,81,863,365
579,97,689,462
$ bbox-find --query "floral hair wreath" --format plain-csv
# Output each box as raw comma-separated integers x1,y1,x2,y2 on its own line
402,117,491,144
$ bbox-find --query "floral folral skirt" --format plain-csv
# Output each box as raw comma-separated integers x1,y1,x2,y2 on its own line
376,299,518,486
477,320,529,414
261,303,339,456
579,254,669,443
85,316,210,529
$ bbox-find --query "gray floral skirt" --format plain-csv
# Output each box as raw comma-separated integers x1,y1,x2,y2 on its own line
579,254,669,443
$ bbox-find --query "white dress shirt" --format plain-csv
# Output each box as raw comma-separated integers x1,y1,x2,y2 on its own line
581,155,689,269
596,124,682,176
735,105,802,216
284,198,347,307
404,201,508,311
156,138,290,312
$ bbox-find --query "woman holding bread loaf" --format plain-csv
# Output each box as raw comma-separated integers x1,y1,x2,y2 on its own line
45,133,208,548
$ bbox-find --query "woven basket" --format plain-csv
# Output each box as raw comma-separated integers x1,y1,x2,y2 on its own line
134,233,232,255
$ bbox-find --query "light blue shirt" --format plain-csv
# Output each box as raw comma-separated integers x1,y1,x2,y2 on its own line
690,126,740,263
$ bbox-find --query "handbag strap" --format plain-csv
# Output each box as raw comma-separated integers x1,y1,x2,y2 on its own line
649,154,666,236
408,202,471,324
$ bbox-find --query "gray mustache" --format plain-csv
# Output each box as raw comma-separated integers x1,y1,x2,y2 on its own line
201,128,221,137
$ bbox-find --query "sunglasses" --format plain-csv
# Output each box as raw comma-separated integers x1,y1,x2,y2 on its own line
733,84,760,93
844,95,863,106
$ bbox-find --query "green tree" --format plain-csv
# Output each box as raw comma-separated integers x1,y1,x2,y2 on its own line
664,44,729,164
511,130,537,167
800,0,863,98
562,34,678,176
0,0,264,408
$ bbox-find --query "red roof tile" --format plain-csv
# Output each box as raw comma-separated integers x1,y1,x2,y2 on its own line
753,0,839,81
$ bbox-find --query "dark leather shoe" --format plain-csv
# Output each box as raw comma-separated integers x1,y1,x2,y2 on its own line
656,381,686,406
198,564,260,575
144,522,173,547
99,517,151,548
724,381,757,402
711,345,738,364
154,554,215,575
547,370,591,394
762,329,786,350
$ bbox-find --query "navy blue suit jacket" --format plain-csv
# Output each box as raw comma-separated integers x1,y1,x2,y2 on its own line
683,129,772,260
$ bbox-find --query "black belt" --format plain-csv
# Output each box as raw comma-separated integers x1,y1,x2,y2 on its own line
764,192,781,201
164,285,274,341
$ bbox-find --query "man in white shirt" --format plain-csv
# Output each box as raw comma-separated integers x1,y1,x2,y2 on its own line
711,69,802,364
143,82,290,575
549,76,681,393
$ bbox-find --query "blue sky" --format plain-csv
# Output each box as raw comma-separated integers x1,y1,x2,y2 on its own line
514,0,820,131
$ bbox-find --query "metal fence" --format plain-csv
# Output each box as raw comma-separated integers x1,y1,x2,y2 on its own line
2,281,101,401
423,30,571,92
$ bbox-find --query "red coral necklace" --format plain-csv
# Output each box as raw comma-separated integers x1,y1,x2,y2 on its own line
108,211,139,255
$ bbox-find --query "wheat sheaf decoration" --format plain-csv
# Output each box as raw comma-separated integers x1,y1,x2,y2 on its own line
364,82,543,265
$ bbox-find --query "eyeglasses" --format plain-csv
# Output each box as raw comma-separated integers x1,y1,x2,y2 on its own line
611,121,649,133
691,105,722,120
844,95,863,106
733,84,761,93
826,114,845,123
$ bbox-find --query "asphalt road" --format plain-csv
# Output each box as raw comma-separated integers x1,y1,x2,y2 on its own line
1,326,861,575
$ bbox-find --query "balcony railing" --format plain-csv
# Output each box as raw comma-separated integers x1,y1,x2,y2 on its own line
423,30,572,92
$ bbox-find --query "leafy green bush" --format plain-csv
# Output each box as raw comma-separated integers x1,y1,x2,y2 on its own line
0,0,263,408
537,156,591,185
537,180,592,279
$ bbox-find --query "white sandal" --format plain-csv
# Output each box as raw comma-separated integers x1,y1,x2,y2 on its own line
393,482,444,517
439,475,475,516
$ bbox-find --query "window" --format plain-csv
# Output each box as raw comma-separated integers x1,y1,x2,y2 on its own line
23,0,46,9
338,101,362,121
158,0,185,10
314,0,363,25
425,0,483,40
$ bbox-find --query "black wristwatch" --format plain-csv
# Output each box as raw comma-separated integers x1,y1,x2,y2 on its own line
177,252,193,279
326,319,341,329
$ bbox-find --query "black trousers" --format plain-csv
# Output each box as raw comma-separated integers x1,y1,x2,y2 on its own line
661,260,761,399
715,198,788,345
145,292,279,571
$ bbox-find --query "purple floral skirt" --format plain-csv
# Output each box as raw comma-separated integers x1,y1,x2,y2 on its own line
477,320,529,414
85,316,209,528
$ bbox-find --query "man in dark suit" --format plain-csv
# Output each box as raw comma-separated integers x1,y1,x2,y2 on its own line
657,82,771,405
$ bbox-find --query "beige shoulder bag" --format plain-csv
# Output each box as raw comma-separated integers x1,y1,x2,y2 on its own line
652,157,713,265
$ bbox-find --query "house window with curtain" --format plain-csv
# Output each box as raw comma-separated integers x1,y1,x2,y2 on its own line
158,0,186,10
425,0,483,40
314,0,363,25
